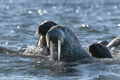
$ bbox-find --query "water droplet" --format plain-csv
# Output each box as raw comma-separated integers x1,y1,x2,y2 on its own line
114,6,117,9
76,10,79,13
6,42,8,45
17,26,20,28
11,30,14,33
38,9,43,15
86,24,89,27
82,24,86,27
43,10,47,14
28,10,33,14
118,24,120,27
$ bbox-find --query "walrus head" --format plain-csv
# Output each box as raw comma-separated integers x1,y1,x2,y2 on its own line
88,43,113,58
36,20,57,35
36,21,57,47
46,25,65,61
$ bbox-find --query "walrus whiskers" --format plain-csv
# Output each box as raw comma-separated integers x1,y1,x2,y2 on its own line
50,41,54,61
58,39,61,61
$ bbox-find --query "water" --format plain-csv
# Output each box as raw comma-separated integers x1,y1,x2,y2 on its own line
0,0,120,80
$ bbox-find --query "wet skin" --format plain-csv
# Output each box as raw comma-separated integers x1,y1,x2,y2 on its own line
88,43,113,58
36,20,57,55
46,25,90,62
88,37,120,58
0,21,119,62
98,40,109,46
107,37,120,49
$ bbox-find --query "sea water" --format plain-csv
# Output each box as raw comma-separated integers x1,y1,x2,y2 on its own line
0,0,120,80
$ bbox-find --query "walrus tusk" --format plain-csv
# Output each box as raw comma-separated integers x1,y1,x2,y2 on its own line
36,35,40,47
36,28,39,35
49,40,61,62
58,40,61,61
50,41,54,61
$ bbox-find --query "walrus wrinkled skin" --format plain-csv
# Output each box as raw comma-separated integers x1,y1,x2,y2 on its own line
88,43,113,58
36,21,57,55
46,25,90,62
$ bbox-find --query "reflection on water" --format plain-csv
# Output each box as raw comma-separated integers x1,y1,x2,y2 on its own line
0,0,120,80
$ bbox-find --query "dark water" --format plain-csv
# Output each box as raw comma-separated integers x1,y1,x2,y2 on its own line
0,0,120,80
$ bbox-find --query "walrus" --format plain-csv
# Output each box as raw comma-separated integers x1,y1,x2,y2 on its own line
88,37,120,58
0,46,18,55
0,21,57,56
0,21,117,62
88,43,113,58
0,25,91,62
46,25,91,62
98,40,109,46
36,20,57,55
107,37,120,49
97,37,120,49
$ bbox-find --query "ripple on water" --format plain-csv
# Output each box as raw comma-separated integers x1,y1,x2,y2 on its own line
0,0,120,79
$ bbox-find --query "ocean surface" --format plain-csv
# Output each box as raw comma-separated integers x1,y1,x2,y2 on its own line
0,0,120,80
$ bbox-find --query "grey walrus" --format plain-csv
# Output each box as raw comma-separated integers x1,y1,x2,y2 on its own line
88,43,113,58
36,21,57,55
0,21,118,62
107,37,120,49
0,46,18,55
88,37,120,58
98,40,109,46
0,21,57,56
46,25,90,62
97,37,120,49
